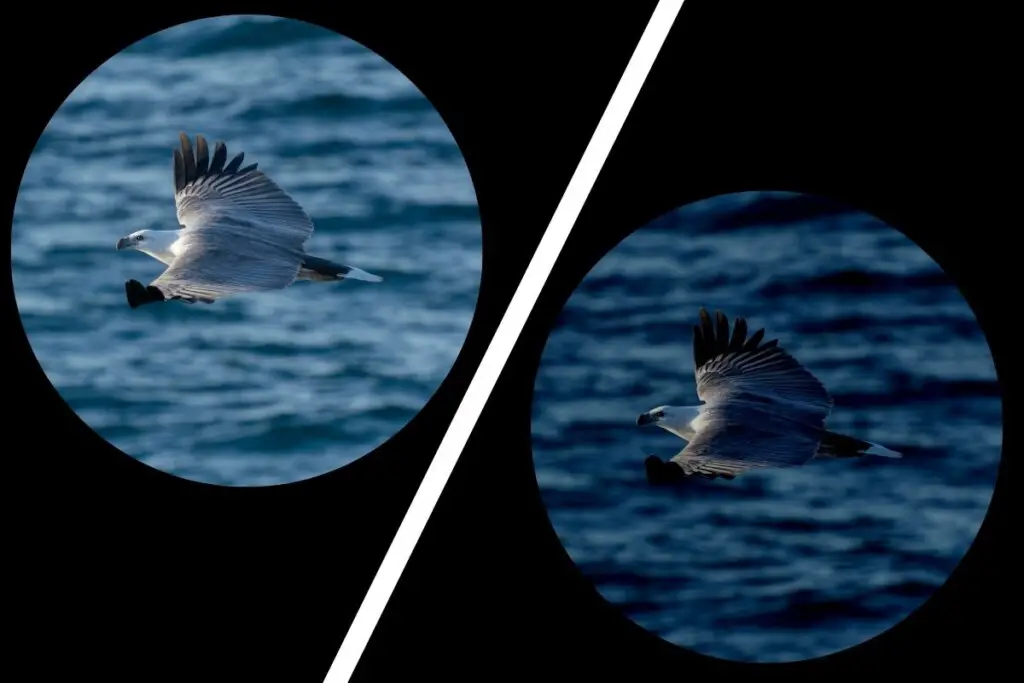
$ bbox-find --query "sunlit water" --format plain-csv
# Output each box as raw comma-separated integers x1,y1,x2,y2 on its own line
12,16,481,486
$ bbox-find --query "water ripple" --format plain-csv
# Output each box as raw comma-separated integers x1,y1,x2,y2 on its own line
531,191,1001,662
13,16,481,486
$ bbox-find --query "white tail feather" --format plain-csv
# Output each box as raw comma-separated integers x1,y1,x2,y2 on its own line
343,265,383,283
864,441,902,458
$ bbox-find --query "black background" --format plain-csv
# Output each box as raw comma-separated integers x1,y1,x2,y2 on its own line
5,2,1012,681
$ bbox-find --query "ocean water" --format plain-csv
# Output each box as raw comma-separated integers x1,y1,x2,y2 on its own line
531,191,1002,662
11,16,481,486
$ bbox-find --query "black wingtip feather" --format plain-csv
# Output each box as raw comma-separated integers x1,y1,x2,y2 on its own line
178,132,196,186
223,152,244,174
209,142,227,175
172,149,185,196
699,308,714,347
692,308,781,370
194,135,210,177
715,311,729,347
743,328,765,351
173,133,258,194
729,317,748,352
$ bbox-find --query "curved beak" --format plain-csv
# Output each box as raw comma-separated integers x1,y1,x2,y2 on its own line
636,411,656,426
116,237,131,251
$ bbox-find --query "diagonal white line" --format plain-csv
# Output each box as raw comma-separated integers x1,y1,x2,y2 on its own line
323,2,686,680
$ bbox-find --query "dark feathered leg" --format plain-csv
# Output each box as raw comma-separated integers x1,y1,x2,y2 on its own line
125,280,166,309
645,456,686,484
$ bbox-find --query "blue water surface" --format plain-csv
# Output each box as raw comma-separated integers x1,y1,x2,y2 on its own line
12,16,481,486
531,191,1001,662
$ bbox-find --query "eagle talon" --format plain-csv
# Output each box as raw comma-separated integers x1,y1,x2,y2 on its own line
124,279,165,309
645,456,686,485
636,308,902,485
114,133,382,308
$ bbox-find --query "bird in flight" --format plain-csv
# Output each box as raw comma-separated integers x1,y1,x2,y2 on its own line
116,132,383,309
637,308,902,484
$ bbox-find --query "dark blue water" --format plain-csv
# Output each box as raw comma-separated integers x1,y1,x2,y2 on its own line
12,16,480,486
531,191,1001,662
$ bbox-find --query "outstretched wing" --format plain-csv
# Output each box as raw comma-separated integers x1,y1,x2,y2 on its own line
691,308,834,424
669,400,826,475
150,133,315,302
667,308,836,478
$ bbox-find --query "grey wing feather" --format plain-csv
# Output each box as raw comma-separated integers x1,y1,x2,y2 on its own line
149,217,309,302
692,308,834,423
172,132,313,243
153,133,315,302
670,401,825,474
671,308,836,477
670,454,758,478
